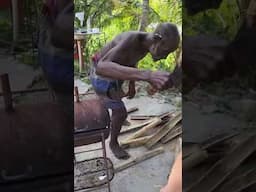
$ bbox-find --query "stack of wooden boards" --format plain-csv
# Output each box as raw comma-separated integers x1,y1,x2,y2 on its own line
114,107,182,173
183,132,256,192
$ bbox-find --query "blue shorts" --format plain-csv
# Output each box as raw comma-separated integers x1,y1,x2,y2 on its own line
90,76,125,109
102,96,125,110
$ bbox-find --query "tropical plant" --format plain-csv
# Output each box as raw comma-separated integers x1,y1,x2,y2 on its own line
74,0,182,73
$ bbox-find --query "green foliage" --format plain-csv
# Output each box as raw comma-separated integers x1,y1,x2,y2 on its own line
75,0,182,72
183,0,240,40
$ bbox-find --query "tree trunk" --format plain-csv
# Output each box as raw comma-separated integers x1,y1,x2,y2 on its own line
138,0,149,31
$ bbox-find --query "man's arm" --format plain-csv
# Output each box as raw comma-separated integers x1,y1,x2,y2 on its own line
96,46,170,90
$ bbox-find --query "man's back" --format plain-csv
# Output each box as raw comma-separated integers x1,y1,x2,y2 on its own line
98,32,149,67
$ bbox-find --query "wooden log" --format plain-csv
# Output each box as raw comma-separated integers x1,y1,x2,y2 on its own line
185,134,256,192
114,147,164,173
127,117,162,140
145,112,182,149
120,135,153,149
120,119,154,135
127,107,139,114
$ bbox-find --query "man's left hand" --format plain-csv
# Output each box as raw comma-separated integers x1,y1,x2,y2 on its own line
126,81,136,99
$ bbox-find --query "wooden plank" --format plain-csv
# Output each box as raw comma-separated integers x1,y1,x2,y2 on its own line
120,136,153,149
114,147,164,173
120,119,154,135
185,134,256,192
127,117,162,140
145,112,182,149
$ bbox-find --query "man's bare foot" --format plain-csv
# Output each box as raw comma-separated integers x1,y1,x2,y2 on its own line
110,142,130,160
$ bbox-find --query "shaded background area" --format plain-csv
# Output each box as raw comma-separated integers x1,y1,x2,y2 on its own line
182,0,256,191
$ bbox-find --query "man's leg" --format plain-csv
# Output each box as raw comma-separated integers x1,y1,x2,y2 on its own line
100,93,130,159
109,106,130,159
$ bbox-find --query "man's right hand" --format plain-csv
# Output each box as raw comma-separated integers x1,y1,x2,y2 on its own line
147,71,171,90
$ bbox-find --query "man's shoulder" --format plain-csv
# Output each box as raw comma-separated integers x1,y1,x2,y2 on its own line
115,31,145,45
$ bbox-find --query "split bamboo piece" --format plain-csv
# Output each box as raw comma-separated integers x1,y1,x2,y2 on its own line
120,135,153,149
120,118,154,135
130,111,173,120
161,124,182,143
130,116,151,120
127,117,162,140
127,107,139,114
114,147,164,173
146,112,182,149
185,134,256,192
161,130,182,144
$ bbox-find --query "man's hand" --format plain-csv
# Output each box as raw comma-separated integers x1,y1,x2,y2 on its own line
147,71,171,90
126,81,136,99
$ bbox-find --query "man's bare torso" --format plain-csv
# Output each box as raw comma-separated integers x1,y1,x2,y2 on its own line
98,32,149,68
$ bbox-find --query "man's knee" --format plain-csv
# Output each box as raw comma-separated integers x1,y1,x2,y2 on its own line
112,107,128,121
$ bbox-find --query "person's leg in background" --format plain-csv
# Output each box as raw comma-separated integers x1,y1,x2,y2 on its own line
161,152,182,192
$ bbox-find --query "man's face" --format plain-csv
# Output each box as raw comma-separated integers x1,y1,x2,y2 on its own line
150,39,178,61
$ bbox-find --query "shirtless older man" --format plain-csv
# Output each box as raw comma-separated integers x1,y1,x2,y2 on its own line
90,23,180,159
